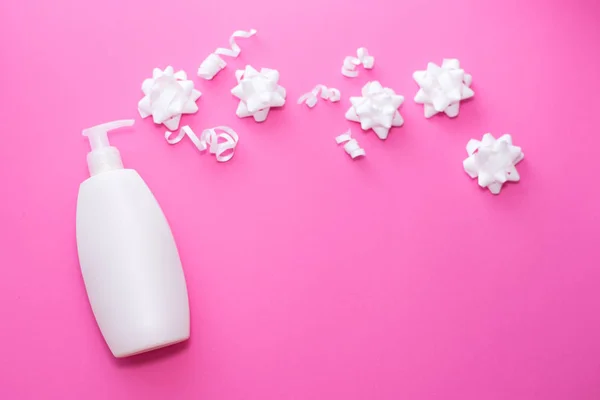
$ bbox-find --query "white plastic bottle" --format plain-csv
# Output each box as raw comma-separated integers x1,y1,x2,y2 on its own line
76,120,190,358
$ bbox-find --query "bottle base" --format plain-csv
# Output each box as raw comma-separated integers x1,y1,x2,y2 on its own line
113,334,189,358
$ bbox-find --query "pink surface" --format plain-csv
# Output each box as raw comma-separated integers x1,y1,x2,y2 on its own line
1,0,600,398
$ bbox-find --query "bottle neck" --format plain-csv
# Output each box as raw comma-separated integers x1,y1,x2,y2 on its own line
87,147,124,176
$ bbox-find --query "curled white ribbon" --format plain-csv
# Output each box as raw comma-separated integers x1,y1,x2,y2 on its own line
165,125,239,162
297,85,341,108
198,29,257,80
335,129,365,159
341,47,375,78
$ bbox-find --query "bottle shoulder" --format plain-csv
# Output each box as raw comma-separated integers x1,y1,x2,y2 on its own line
77,168,156,210
80,168,141,185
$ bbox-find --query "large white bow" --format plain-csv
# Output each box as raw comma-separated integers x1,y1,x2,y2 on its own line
138,66,201,131
231,65,286,122
463,133,524,194
413,59,474,118
345,81,404,140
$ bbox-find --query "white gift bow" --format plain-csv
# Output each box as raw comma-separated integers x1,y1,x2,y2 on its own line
341,47,375,78
165,125,239,163
463,133,524,194
297,84,341,108
345,81,404,140
413,58,474,118
198,29,257,80
232,65,286,122
138,66,201,131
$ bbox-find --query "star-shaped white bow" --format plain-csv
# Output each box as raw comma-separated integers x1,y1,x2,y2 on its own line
231,65,286,122
138,66,202,131
345,81,404,140
463,133,524,194
413,59,474,118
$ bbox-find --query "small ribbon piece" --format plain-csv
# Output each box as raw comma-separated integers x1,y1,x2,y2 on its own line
138,66,202,131
297,85,341,108
341,47,375,78
198,29,257,80
335,130,365,159
463,133,524,194
413,58,474,118
165,125,239,162
231,65,286,122
345,81,404,140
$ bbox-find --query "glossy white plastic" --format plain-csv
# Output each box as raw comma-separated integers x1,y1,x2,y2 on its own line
76,120,190,357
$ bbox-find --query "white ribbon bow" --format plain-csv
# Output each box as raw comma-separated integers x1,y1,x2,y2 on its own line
345,81,404,140
463,133,524,194
231,65,286,122
297,84,341,108
413,58,474,118
197,29,257,80
138,66,201,131
341,47,375,78
165,125,239,163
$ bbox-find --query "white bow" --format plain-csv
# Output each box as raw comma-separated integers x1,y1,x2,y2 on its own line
231,65,286,122
345,81,404,140
463,133,524,194
413,58,474,118
138,66,201,131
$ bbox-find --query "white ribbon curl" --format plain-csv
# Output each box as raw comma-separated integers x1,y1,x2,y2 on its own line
165,125,239,163
341,47,375,78
297,85,341,108
335,130,365,159
198,29,257,80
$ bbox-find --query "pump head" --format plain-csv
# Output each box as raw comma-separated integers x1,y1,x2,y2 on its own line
82,120,135,176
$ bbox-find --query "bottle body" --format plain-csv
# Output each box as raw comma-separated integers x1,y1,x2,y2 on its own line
76,169,190,357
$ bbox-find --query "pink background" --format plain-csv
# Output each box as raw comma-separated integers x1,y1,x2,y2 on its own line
1,0,599,398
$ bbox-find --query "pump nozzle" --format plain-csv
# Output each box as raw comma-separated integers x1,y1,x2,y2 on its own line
82,120,135,150
82,120,135,176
